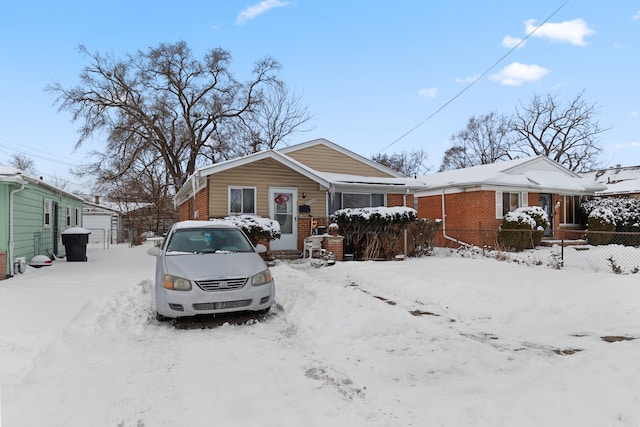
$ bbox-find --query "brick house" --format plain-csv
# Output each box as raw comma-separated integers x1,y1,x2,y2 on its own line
174,138,425,256
581,165,640,200
415,156,606,247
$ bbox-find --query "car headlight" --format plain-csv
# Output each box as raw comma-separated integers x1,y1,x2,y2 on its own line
163,274,192,291
251,269,272,286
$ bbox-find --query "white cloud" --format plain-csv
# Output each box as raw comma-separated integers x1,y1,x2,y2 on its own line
455,75,480,84
614,141,640,149
418,88,438,99
490,62,549,86
502,35,526,49
236,0,290,26
633,11,640,20
524,18,595,46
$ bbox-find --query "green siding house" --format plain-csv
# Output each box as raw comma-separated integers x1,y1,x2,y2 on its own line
1,167,85,279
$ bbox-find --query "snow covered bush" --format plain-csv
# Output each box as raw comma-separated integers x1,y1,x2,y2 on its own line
332,207,417,260
223,215,281,245
515,206,549,246
581,197,640,245
408,217,442,257
497,209,539,252
586,207,616,245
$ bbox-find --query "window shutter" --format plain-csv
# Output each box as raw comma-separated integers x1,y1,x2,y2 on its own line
521,192,528,207
495,191,503,218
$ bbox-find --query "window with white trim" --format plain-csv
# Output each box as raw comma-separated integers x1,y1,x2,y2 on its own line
561,195,583,225
75,207,80,226
65,206,72,226
44,199,52,227
341,192,385,209
229,187,256,215
496,191,528,218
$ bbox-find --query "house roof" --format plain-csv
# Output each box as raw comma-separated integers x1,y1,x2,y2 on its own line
0,166,84,201
278,138,405,178
174,139,421,203
581,165,640,196
416,156,607,195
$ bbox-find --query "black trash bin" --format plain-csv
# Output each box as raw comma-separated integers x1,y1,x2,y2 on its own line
61,227,91,262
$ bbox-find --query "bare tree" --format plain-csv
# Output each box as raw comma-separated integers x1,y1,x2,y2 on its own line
48,41,309,191
510,91,608,172
439,112,511,171
371,148,429,177
229,81,312,156
9,153,35,173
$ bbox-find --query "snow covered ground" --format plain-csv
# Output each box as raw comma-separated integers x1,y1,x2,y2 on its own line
1,242,639,426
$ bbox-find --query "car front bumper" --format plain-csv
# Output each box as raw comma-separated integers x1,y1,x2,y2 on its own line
156,281,275,318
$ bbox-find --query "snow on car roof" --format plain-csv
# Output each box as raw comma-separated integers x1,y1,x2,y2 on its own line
172,220,238,230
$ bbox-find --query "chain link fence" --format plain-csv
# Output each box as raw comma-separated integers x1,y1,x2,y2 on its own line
434,228,640,275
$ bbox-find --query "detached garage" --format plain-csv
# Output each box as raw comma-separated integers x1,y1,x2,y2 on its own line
82,200,123,246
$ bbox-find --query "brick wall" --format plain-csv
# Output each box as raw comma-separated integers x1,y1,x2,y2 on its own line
298,217,312,251
177,186,209,221
387,193,414,208
418,190,563,247
178,200,191,221
322,236,344,261
0,251,6,279
193,187,209,219
418,191,500,247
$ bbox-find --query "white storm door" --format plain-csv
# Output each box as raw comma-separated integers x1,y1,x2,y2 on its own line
269,187,298,251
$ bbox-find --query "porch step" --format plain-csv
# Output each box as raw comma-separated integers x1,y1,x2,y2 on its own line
539,238,588,247
268,250,303,261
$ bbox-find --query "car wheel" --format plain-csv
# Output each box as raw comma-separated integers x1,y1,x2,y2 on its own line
257,306,271,315
155,312,171,322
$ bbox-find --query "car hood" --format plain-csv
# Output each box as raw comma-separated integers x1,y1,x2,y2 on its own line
162,252,267,281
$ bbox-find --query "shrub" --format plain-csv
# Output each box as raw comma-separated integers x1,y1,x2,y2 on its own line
514,206,549,246
497,211,537,252
223,215,281,246
408,218,442,257
581,197,640,246
333,207,417,260
586,207,616,245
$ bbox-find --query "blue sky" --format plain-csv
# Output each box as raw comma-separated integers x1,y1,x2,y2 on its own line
1,1,639,190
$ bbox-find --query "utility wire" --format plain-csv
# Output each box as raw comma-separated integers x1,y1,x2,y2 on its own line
0,139,82,168
379,0,570,153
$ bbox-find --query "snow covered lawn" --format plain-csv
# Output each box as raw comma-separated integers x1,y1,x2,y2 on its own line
1,242,639,426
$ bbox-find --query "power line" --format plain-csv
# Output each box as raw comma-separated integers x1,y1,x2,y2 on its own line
0,139,82,168
379,0,570,153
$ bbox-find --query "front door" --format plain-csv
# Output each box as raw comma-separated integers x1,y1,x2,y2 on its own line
539,193,554,237
269,187,298,251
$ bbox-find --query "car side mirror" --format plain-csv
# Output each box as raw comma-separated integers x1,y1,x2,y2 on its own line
255,244,267,254
147,246,162,256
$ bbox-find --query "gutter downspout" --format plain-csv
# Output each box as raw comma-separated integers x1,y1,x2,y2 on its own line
441,188,471,247
191,173,198,219
9,183,26,277
403,190,408,256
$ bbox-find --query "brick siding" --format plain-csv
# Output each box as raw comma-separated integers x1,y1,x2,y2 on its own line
417,190,561,248
0,251,6,279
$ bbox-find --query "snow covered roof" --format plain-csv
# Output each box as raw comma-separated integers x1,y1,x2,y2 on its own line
416,156,606,195
581,165,640,196
175,140,422,203
316,171,427,190
0,166,84,201
0,166,29,184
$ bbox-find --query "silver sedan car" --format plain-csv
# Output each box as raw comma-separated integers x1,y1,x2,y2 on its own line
147,220,275,320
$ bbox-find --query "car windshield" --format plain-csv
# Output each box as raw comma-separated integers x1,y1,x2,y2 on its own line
165,228,254,254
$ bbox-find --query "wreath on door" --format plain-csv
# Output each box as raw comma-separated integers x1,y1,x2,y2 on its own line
274,194,290,205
